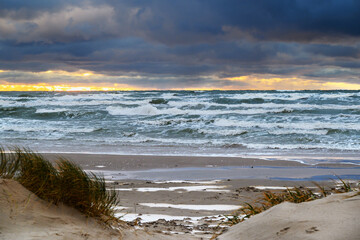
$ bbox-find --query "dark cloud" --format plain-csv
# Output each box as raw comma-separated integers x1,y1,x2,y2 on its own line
305,44,360,58
2,0,360,44
0,0,359,88
104,0,360,44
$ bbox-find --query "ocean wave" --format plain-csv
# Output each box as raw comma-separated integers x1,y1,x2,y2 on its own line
229,91,359,101
35,108,69,113
213,118,360,130
243,143,360,151
82,136,212,145
212,97,265,104
198,129,248,136
222,143,247,148
167,100,212,109
140,118,213,126
34,110,105,120
0,124,98,133
1,90,359,157
267,129,329,135
149,98,168,104
106,104,162,115
166,128,202,136
325,129,354,135
106,104,303,116
0,106,33,112
161,92,177,99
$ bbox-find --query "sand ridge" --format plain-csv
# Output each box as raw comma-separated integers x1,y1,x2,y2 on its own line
219,191,360,240
0,179,194,240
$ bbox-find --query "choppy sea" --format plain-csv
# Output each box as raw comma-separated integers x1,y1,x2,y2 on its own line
1,90,359,165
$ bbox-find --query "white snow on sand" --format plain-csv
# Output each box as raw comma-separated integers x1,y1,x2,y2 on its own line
115,213,226,223
111,188,133,191
139,203,241,211
251,186,293,190
153,180,221,184
112,206,130,210
113,185,230,192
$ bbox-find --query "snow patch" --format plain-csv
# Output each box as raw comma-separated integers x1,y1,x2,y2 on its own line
139,203,241,211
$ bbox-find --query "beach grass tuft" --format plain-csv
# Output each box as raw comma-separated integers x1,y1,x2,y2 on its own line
224,181,358,227
334,175,352,192
0,147,119,221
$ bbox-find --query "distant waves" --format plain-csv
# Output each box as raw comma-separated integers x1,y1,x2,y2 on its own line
0,90,359,164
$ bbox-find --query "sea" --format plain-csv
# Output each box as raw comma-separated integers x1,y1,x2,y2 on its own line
1,90,359,165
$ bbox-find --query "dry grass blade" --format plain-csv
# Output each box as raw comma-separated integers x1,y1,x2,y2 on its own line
0,146,22,178
225,185,325,225
334,175,352,192
311,181,327,197
225,177,358,227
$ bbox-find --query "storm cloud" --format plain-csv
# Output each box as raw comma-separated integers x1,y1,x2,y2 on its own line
0,0,359,89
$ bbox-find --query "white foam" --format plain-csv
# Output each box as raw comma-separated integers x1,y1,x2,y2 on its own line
106,104,309,116
199,129,248,136
214,118,360,131
35,108,69,113
161,93,176,99
243,143,360,151
268,129,328,135
106,104,160,115
0,122,96,133
139,203,241,211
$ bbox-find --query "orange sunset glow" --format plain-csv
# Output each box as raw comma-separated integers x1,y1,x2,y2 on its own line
1,71,359,91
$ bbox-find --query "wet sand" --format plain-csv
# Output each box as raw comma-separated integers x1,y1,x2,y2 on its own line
44,153,359,181
43,153,359,170
43,153,307,170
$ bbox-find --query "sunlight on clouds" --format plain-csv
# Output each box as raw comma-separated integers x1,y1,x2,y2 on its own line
40,70,97,77
0,84,141,91
0,69,153,91
0,69,359,91
223,75,360,90
321,82,360,90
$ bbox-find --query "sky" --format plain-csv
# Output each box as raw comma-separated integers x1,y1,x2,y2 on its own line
0,0,360,90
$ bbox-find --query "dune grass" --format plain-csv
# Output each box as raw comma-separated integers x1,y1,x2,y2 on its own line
224,179,357,226
211,181,358,239
0,147,119,221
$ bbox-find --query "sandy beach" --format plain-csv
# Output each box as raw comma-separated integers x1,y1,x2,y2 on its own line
1,152,359,239
39,153,360,238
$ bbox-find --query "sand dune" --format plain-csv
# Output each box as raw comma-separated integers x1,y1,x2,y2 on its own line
0,179,191,240
1,177,359,240
219,191,360,240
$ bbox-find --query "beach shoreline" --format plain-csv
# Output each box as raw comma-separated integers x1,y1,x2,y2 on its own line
42,153,360,181
43,153,359,170
2,151,359,239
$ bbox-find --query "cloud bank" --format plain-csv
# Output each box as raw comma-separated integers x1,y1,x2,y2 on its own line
0,0,359,89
